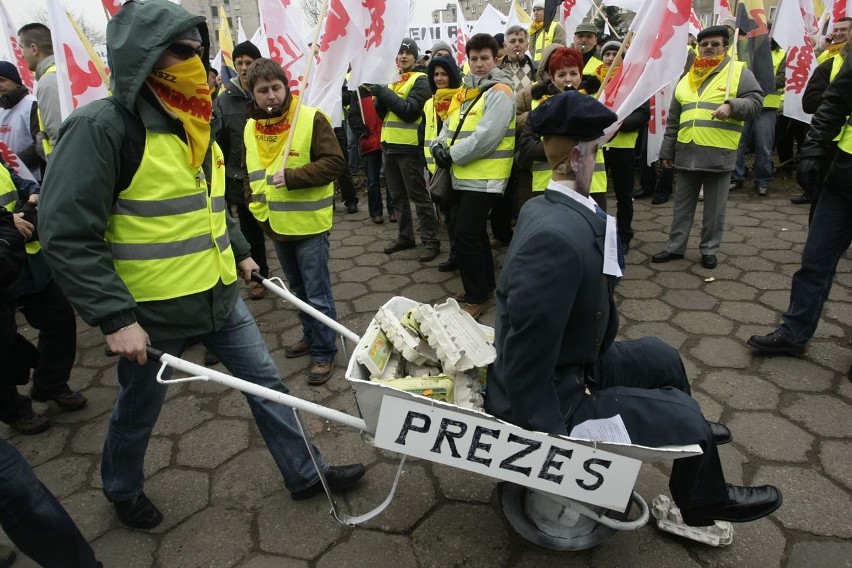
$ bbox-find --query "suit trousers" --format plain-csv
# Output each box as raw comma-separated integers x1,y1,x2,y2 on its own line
665,169,731,257
455,191,498,303
572,337,729,509
383,152,440,248
603,147,636,245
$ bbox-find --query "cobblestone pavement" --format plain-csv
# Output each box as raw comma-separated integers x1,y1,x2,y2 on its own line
3,174,851,567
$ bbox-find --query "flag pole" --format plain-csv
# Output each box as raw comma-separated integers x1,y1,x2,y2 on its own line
596,30,633,100
589,0,623,40
723,17,739,101
278,0,331,174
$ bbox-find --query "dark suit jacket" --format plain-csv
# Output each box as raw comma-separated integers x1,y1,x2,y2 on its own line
486,189,619,435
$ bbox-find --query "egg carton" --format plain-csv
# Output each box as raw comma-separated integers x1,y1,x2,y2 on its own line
651,495,733,547
413,298,496,373
375,306,440,366
353,324,393,377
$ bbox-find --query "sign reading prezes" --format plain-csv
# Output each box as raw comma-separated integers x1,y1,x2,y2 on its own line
374,396,642,512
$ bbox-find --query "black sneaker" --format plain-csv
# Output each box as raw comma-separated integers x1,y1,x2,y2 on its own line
290,464,366,501
111,493,163,529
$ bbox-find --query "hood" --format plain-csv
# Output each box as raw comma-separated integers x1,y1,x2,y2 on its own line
464,65,515,91
427,55,462,92
536,43,562,81
106,0,210,112
227,76,251,99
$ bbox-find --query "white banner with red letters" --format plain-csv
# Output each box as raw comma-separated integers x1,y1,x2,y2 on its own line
0,2,35,92
348,0,410,88
772,0,818,123
600,0,690,139
0,142,36,181
258,0,311,95
561,0,595,38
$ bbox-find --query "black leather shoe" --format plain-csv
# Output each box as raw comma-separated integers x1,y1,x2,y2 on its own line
438,258,458,272
291,464,367,501
111,493,163,529
651,193,670,205
419,246,440,262
681,484,782,527
701,254,717,269
790,193,811,205
383,240,415,254
746,330,806,356
708,421,732,445
651,251,684,263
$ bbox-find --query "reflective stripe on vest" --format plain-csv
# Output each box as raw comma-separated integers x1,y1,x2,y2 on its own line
446,88,516,184
674,60,745,150
530,99,552,192
380,72,425,146
104,133,236,302
423,98,438,174
37,64,56,156
590,148,606,194
531,21,560,64
244,106,334,236
763,48,786,109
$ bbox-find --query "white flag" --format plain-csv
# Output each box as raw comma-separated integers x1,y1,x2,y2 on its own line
249,27,271,58
506,0,531,29
348,0,410,87
0,1,36,91
45,0,109,119
600,0,690,139
714,0,731,22
605,0,646,12
455,1,470,68
646,83,675,165
561,0,595,38
470,5,508,37
257,0,311,95
237,17,248,44
772,0,818,123
0,141,36,182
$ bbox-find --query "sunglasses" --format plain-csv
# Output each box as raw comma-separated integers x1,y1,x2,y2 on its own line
699,41,724,48
166,43,204,60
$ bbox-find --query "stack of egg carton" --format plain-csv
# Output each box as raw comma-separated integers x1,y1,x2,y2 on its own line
353,297,496,411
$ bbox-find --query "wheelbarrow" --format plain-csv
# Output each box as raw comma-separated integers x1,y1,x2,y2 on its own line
140,273,732,549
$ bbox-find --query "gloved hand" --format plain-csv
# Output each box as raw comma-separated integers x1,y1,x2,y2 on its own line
796,141,826,191
432,145,453,169
369,84,384,96
578,75,601,95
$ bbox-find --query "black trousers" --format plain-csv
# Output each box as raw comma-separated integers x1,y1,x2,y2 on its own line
228,179,269,278
489,166,518,244
574,337,729,510
604,147,636,245
455,191,498,303
334,127,358,207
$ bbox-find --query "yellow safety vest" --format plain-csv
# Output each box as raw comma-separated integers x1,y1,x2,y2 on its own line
446,88,516,185
380,72,425,146
531,21,561,65
605,130,639,149
104,133,236,302
582,55,604,77
829,54,846,82
529,98,552,192
0,167,15,212
423,98,438,174
244,106,334,236
674,60,746,150
763,48,786,109
36,64,57,157
590,148,606,194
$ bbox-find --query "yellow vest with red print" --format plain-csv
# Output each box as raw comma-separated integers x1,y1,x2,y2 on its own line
380,72,426,146
244,106,334,236
104,133,236,302
763,48,786,109
674,59,746,151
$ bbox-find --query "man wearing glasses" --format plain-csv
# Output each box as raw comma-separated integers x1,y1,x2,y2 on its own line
38,0,365,530
652,25,763,270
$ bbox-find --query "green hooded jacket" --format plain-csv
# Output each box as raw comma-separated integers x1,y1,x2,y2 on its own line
39,0,251,341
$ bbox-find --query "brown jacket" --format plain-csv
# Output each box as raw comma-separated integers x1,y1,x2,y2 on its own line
241,92,345,240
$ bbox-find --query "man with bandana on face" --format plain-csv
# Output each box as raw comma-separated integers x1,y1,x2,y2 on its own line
652,25,763,271
38,0,365,531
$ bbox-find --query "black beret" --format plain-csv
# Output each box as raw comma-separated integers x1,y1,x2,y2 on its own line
697,25,730,43
527,90,618,140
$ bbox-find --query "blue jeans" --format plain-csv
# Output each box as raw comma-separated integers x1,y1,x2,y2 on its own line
779,159,852,346
363,150,393,217
101,298,328,500
733,108,777,187
273,234,338,362
1,439,102,567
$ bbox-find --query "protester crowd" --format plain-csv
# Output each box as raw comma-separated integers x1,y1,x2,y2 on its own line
1,0,850,564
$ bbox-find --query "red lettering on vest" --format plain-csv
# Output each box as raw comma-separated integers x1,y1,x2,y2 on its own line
146,81,213,120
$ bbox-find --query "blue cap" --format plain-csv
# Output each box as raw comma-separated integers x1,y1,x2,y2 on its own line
0,61,21,85
527,90,618,141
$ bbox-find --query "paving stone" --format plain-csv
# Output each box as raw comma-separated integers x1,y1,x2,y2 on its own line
412,503,511,568
370,274,414,292
727,255,776,272
146,468,211,533
590,525,701,567
92,529,157,568
8,425,69,466
157,507,252,567
144,436,173,478
716,442,749,486
672,311,734,336
333,281,369,301
211,449,284,510
698,371,780,410
620,322,688,349
754,465,851,538
692,389,723,422
651,271,704,289
152,395,213,436
726,412,813,461
71,419,110,454
740,271,792,291
347,461,436,533
660,289,719,310
819,440,852,490
691,337,752,369
316,529,417,568
781,395,852,437
257,493,346,559
513,548,592,568
33,456,92,499
218,389,255,419
61,489,116,541
704,280,759,301
806,341,852,374
619,299,672,322
786,541,852,568
617,280,664,299
177,419,249,469
717,301,777,324
236,555,308,568
757,357,835,392
433,462,496,503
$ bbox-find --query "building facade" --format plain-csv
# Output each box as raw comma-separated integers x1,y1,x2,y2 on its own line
179,0,260,53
